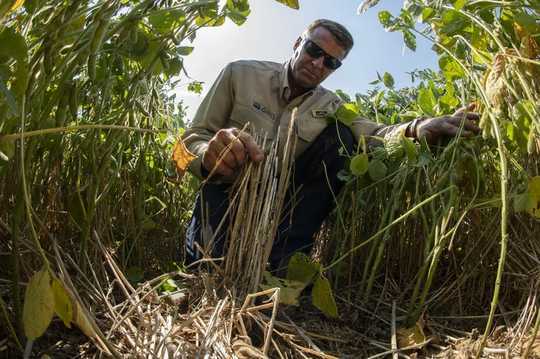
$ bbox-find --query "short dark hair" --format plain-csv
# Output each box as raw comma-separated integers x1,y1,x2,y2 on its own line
305,19,354,56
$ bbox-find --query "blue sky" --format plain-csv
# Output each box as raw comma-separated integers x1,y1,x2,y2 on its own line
177,0,438,120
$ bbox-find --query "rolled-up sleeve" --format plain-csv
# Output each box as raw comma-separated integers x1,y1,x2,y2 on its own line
182,63,235,178
350,117,411,147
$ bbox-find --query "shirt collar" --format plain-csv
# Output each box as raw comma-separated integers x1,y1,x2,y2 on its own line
279,60,317,103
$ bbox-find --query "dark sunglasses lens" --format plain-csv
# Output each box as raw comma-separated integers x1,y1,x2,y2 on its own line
324,57,341,70
304,40,323,58
304,40,341,70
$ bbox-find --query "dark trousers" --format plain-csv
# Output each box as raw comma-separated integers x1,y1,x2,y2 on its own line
185,121,355,270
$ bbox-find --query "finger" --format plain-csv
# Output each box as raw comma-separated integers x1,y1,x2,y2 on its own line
204,151,234,177
453,103,476,116
221,130,247,166
235,130,264,162
464,112,480,121
446,123,475,137
448,116,481,133
462,119,481,134
210,140,237,169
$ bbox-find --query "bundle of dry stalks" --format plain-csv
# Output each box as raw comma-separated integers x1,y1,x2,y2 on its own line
49,232,341,358
222,110,298,297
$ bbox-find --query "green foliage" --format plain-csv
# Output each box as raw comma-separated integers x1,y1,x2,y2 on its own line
350,153,369,176
287,252,320,284
312,275,338,318
23,268,54,340
274,0,300,10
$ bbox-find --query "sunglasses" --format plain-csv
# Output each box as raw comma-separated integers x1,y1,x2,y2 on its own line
302,39,342,70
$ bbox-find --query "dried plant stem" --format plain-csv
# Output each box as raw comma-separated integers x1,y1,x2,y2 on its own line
223,109,297,296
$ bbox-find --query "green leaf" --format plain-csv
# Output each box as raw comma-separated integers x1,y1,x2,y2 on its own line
23,268,54,340
401,135,417,162
274,0,299,9
260,271,306,305
0,27,27,62
312,275,338,318
526,176,540,218
286,252,320,284
188,81,204,94
177,46,194,56
382,72,394,88
439,81,459,110
148,9,186,34
403,30,416,51
51,278,73,328
368,159,387,181
0,137,15,161
162,278,178,293
350,153,369,176
226,0,250,25
453,0,466,11
378,10,392,28
421,7,435,22
417,87,436,116
439,54,465,80
335,103,359,126
335,89,351,102
166,57,183,77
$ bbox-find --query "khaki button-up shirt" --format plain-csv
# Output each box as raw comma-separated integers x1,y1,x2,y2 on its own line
182,60,408,178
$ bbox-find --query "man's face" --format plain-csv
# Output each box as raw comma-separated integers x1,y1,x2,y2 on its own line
290,26,347,89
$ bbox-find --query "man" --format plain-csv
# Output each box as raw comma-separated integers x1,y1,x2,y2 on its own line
182,19,479,269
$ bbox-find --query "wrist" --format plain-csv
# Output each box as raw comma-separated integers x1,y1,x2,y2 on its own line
406,117,426,139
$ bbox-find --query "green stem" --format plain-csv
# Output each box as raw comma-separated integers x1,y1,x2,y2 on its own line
324,186,453,272
0,124,168,142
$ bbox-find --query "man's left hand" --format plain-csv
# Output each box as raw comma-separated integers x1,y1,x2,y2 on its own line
414,104,481,144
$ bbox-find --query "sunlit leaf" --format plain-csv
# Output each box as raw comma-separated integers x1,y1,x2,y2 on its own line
378,10,392,28
382,72,394,88
52,278,73,328
401,135,417,162
274,0,299,10
335,103,359,126
286,252,320,284
403,30,416,51
350,153,369,176
453,0,466,11
148,9,186,34
312,275,338,318
177,46,194,56
260,271,306,306
172,137,196,179
417,87,436,116
226,0,250,25
23,268,54,340
439,54,464,80
188,81,204,94
10,0,25,11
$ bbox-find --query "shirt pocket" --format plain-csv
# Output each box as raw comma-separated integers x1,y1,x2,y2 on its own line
228,101,276,140
295,113,328,144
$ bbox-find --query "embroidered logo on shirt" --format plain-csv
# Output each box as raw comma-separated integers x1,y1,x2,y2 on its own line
252,101,275,119
312,109,329,118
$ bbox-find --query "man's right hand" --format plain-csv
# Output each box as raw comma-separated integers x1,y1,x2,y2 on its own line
202,128,264,178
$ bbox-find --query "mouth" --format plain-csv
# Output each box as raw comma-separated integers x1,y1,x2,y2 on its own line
301,68,317,80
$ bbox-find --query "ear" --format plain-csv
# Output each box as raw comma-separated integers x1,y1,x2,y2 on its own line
293,36,302,51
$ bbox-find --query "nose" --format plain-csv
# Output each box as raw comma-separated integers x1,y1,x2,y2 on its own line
311,56,325,69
